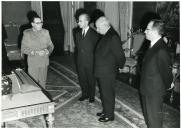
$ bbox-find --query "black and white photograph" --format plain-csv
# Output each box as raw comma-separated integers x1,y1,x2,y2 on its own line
1,1,180,128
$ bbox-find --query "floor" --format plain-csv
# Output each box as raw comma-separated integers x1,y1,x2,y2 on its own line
51,54,180,110
4,54,180,128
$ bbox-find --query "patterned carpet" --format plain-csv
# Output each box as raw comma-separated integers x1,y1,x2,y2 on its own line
5,63,130,128
47,63,132,128
5,61,180,128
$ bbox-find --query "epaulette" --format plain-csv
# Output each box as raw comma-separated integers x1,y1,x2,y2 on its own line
23,28,32,33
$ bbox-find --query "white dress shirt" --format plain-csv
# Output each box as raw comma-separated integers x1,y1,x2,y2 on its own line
82,26,89,36
150,37,161,48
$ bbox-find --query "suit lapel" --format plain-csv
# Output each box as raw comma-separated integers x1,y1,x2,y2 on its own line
77,31,84,42
143,39,164,62
77,28,92,46
97,28,112,48
83,27,91,39
84,28,89,38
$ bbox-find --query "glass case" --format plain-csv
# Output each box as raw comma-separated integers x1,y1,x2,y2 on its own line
1,69,55,128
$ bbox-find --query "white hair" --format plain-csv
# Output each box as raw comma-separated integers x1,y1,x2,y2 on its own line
96,16,110,28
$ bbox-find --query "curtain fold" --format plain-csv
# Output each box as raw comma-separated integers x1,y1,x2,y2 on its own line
118,2,133,57
31,1,43,20
97,2,105,12
105,2,120,34
60,1,83,53
97,2,133,57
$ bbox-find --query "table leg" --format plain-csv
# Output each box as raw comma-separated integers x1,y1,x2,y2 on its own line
40,115,47,128
46,113,54,128
1,122,6,128
128,67,132,84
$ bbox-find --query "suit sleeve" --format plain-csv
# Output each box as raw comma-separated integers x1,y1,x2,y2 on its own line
110,35,126,68
157,49,173,89
92,32,100,46
74,32,79,54
21,31,35,56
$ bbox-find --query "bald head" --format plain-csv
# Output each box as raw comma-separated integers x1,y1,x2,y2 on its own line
96,16,110,27
96,16,110,35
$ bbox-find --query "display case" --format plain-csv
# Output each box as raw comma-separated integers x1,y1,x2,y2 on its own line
1,68,55,128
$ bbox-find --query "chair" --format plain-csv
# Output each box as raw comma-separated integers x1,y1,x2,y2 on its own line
119,32,145,84
4,23,23,61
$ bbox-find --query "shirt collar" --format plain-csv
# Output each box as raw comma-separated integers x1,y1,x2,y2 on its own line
150,37,161,47
104,26,111,35
32,28,43,33
82,26,89,34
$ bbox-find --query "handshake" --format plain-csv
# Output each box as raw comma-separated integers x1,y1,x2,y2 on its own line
31,49,49,57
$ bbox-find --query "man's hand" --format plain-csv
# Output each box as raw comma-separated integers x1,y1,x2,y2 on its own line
38,50,45,56
44,49,49,56
30,50,35,56
36,49,49,57
167,82,174,90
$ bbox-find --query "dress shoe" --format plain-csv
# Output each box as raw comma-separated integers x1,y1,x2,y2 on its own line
89,98,95,103
98,116,114,122
78,96,89,101
96,112,105,117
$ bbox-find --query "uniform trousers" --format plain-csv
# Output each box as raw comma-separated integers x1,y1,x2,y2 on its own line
28,66,48,89
97,76,116,119
141,95,164,128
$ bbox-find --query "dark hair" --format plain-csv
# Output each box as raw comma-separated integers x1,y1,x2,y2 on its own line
74,8,87,22
90,9,105,24
30,14,40,23
140,12,161,31
150,19,165,35
27,10,39,22
80,13,90,22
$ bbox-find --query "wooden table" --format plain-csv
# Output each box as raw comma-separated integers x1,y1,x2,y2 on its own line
1,69,55,128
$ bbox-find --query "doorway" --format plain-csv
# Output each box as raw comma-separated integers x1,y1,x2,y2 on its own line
42,2,64,56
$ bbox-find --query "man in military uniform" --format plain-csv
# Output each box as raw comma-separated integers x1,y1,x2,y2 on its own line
21,15,54,89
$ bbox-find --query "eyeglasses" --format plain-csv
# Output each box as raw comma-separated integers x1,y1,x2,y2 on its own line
33,22,43,25
145,28,151,31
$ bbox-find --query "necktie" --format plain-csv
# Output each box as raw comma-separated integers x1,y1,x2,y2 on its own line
82,30,85,37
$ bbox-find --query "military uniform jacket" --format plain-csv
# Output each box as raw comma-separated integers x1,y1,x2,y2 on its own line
21,28,54,67
140,39,173,96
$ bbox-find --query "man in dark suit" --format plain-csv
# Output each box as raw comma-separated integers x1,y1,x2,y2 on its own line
94,17,125,122
140,19,173,128
75,12,99,103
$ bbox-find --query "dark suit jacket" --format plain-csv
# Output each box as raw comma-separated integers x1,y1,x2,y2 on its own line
94,27,125,77
140,38,173,96
75,27,99,70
